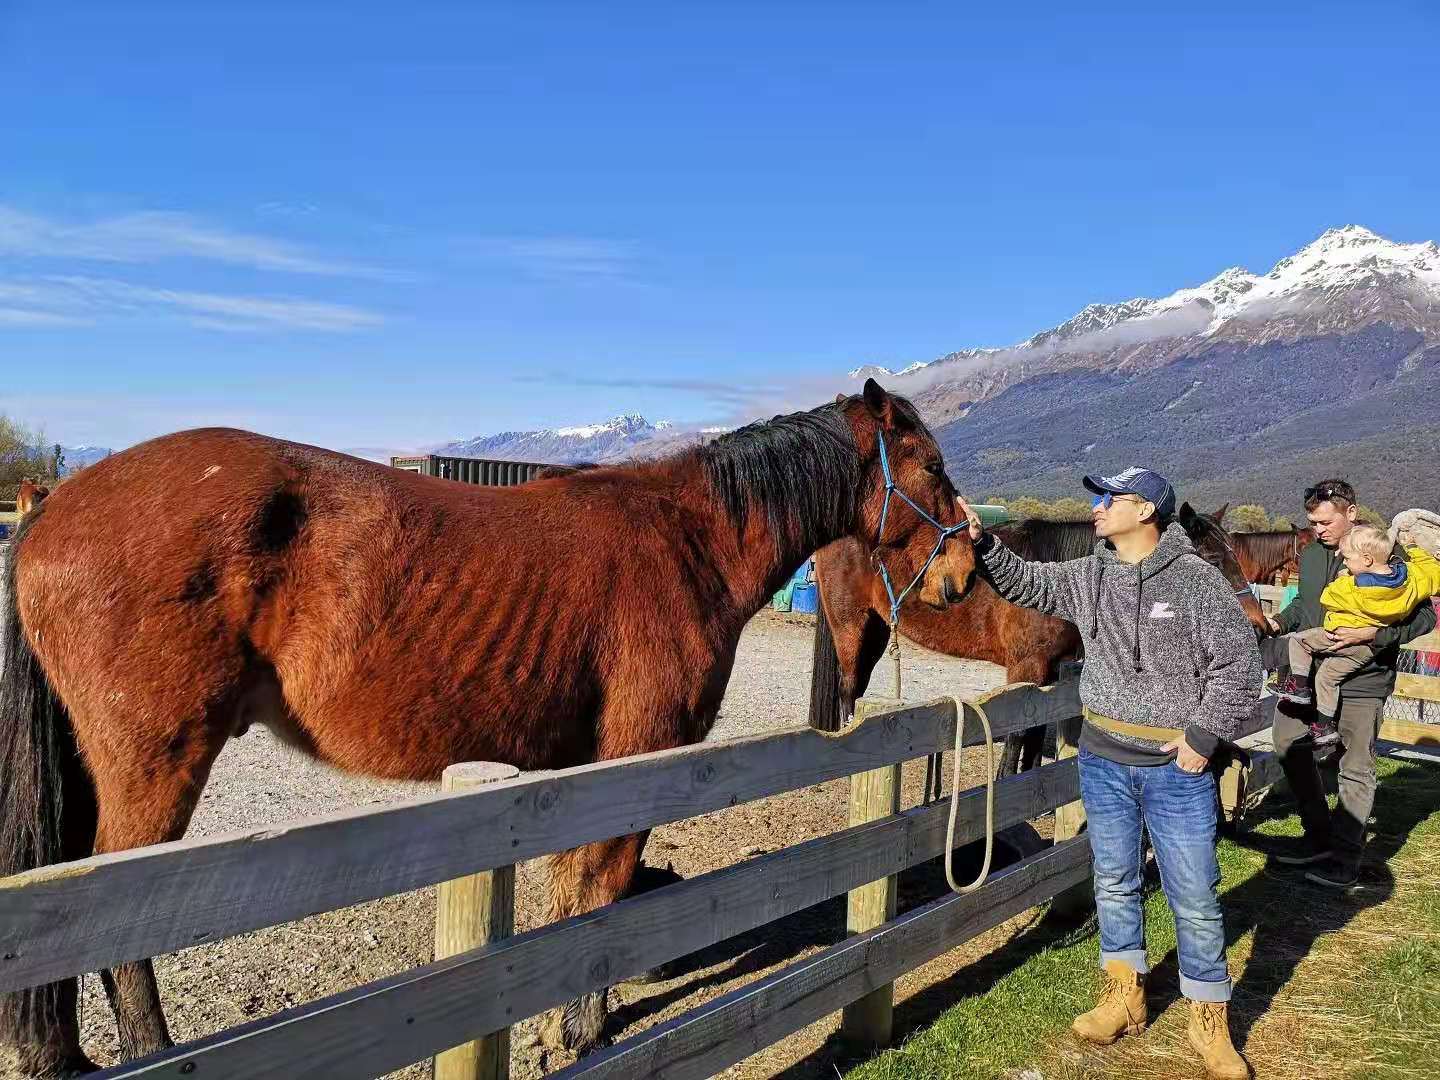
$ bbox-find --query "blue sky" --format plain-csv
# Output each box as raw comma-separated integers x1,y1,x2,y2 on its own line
2,1,1436,453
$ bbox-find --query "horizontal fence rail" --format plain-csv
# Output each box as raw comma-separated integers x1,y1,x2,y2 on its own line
93,757,1083,1079
553,839,1093,1080
0,683,1080,993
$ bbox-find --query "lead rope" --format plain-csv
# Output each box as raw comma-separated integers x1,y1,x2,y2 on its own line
868,434,995,894
943,696,995,893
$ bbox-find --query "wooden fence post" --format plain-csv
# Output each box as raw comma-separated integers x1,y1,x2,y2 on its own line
841,697,903,1048
434,761,522,1080
1050,712,1091,916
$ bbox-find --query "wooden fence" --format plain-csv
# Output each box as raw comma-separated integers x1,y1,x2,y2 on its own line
0,683,1093,1080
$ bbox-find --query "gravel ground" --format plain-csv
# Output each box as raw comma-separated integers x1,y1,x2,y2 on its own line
5,548,1033,1078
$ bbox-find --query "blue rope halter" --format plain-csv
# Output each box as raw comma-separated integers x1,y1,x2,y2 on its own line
872,436,997,878
873,433,969,628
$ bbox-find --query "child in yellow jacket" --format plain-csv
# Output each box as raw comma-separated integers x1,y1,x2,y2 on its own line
1278,525,1440,747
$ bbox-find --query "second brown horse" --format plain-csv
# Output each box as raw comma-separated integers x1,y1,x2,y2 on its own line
810,505,1265,775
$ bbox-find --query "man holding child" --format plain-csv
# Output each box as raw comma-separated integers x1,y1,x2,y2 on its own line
1264,479,1437,888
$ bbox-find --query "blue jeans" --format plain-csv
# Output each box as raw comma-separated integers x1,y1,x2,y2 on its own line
1078,748,1231,1002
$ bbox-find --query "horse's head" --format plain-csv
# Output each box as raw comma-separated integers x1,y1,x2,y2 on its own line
838,379,973,611
16,476,49,516
1178,501,1268,634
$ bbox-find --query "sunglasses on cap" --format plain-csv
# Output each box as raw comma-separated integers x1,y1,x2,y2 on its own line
1091,492,1145,510
1304,483,1349,503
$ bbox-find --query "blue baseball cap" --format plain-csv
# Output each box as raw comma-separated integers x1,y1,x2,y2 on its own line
1083,467,1177,519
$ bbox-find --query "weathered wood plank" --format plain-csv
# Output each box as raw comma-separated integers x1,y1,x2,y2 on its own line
1051,716,1085,843
1380,716,1440,746
1049,714,1090,916
1394,673,1440,705
1377,739,1440,765
0,687,1076,992
433,763,519,1080
551,840,1093,1080
93,762,1081,1080
1400,629,1440,652
840,699,901,1047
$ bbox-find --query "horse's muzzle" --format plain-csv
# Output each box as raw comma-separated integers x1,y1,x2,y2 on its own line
937,573,970,607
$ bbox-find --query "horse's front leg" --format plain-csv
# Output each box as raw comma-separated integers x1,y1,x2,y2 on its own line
538,832,649,1052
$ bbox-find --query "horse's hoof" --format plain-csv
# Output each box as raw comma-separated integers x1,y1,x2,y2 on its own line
538,991,608,1053
621,959,678,986
629,863,685,896
0,1048,99,1079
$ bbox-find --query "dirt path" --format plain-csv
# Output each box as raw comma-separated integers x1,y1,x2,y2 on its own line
36,603,1023,1078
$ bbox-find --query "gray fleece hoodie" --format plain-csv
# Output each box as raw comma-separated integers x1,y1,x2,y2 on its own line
977,522,1263,765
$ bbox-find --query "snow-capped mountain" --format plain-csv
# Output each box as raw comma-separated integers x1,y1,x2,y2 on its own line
437,414,692,464
57,444,112,475
896,225,1440,516
858,225,1440,417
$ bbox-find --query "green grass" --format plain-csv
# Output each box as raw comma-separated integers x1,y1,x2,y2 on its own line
848,756,1440,1080
1346,764,1440,1080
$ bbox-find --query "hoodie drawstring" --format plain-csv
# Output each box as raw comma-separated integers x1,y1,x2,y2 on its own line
1091,563,1104,642
1134,572,1143,672
1093,561,1146,671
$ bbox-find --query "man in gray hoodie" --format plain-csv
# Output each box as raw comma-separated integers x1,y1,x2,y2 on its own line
957,467,1261,1080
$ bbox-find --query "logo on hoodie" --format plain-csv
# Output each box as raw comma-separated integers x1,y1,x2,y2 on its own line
1149,601,1176,619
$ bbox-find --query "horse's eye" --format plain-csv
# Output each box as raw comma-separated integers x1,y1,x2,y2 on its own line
924,461,944,476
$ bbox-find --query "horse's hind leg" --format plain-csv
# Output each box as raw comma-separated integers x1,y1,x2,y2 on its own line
538,831,649,1052
79,709,229,1064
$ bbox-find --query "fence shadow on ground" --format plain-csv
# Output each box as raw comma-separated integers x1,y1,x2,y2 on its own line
756,760,1435,1079
605,834,1042,1039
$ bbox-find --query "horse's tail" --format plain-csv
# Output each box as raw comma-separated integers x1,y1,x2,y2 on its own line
0,511,92,882
0,509,97,1061
808,596,847,732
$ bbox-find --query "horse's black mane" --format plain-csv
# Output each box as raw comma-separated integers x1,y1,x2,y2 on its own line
994,519,1095,563
696,402,864,554
1182,510,1230,564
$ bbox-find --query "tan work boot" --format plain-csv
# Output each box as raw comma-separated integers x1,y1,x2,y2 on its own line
1188,1000,1251,1079
1071,959,1147,1045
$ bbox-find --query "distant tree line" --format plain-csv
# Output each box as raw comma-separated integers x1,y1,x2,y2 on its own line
0,414,60,501
983,495,1389,530
1219,502,1387,532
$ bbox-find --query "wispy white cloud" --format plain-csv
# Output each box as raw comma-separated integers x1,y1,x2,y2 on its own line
466,236,641,283
0,307,84,327
255,200,321,218
0,204,388,278
0,275,383,332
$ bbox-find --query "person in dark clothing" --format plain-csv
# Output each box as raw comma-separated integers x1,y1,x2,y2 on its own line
1264,479,1438,888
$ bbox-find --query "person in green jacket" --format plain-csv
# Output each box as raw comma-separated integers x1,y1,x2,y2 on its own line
1264,479,1437,888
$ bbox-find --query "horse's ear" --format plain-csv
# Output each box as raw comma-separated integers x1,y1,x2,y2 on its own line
1178,501,1196,524
862,378,896,425
1213,503,1230,524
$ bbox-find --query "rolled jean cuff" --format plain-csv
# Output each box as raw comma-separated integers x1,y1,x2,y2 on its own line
1181,973,1232,1002
1101,949,1149,975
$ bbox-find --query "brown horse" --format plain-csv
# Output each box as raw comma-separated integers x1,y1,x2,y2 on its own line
15,478,48,517
810,503,1266,776
809,519,1088,776
0,380,969,1076
1231,527,1315,585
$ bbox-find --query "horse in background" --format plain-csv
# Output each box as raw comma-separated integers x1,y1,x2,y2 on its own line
1232,527,1315,585
811,504,1265,777
15,477,49,516
0,380,969,1074
810,517,1086,775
